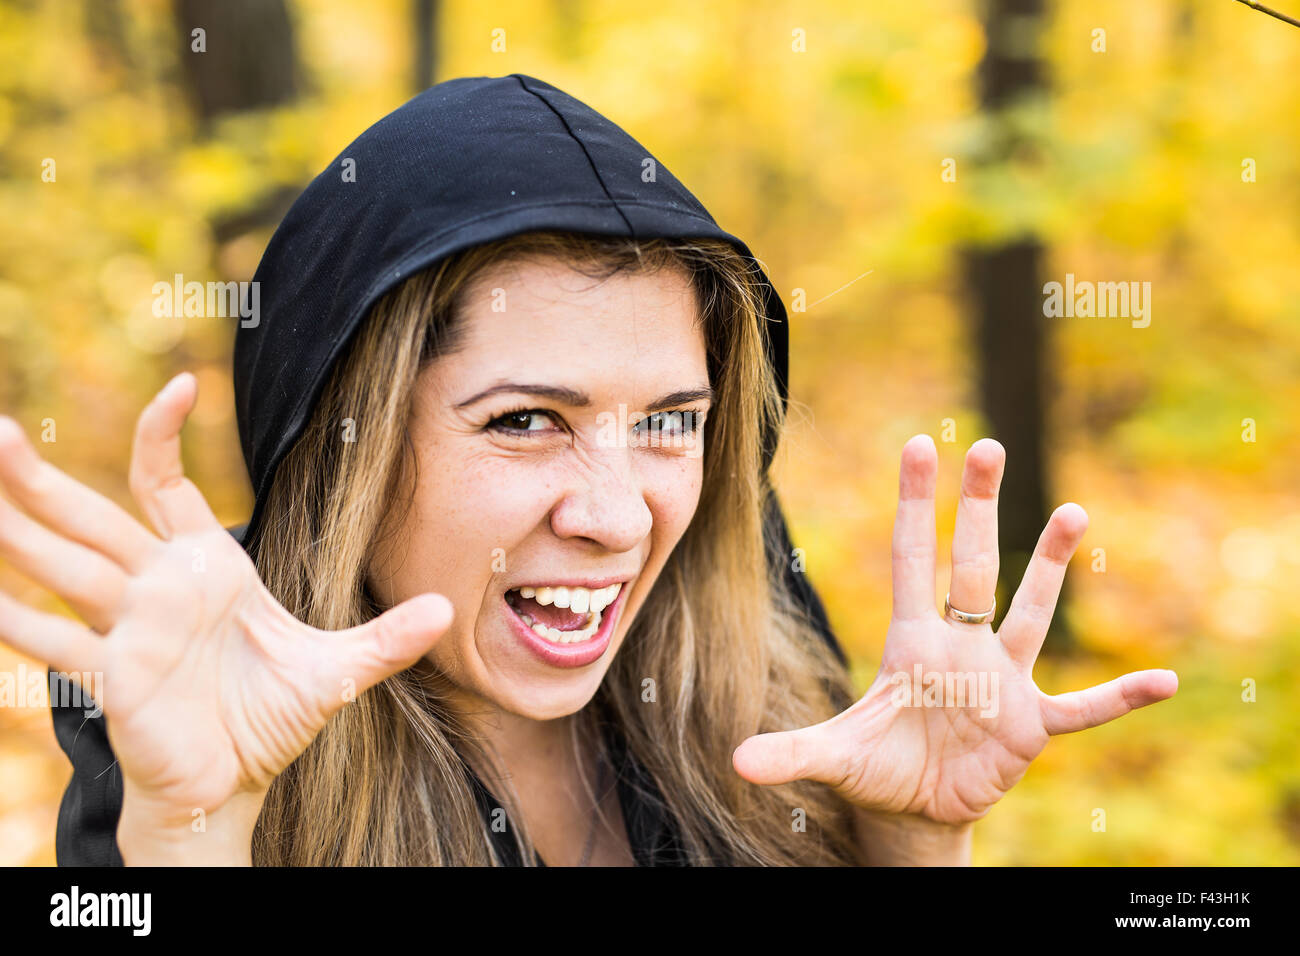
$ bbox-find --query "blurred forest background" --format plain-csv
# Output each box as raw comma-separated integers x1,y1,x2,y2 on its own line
1,0,1298,865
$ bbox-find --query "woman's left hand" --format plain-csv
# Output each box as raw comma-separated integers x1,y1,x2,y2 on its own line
732,435,1178,825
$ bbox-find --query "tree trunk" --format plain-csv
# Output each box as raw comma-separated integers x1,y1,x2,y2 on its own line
172,0,299,124
412,0,440,92
171,0,302,241
963,0,1072,653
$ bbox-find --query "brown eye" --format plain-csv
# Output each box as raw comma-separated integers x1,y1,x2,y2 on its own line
488,408,559,434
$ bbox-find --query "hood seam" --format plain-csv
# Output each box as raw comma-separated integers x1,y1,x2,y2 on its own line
513,74,637,237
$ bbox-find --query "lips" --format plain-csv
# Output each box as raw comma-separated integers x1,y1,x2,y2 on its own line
501,580,631,668
504,582,623,644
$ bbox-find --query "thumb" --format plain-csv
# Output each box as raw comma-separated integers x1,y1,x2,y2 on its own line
330,592,455,695
732,721,843,788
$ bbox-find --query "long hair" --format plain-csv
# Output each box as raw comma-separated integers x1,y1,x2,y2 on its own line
249,230,861,865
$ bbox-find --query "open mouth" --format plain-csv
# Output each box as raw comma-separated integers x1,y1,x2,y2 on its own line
504,582,624,645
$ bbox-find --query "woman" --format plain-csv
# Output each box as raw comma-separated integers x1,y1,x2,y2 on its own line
2,75,1176,866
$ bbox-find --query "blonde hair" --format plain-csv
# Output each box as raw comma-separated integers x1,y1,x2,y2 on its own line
249,230,861,865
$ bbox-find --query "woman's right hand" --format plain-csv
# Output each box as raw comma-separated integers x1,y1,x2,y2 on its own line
0,372,455,863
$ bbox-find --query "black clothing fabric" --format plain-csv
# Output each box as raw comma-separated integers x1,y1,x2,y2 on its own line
51,73,847,866
51,670,126,867
472,711,690,867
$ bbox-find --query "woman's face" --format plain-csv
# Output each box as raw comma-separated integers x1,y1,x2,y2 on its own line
367,256,711,721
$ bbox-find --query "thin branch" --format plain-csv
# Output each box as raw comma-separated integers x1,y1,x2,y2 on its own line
1234,0,1300,29
808,270,874,309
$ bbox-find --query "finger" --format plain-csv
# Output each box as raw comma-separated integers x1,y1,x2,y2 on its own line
128,372,220,539
0,496,126,632
315,593,456,707
732,721,844,788
997,502,1088,663
891,434,939,622
1041,669,1178,735
0,588,105,675
946,439,1004,623
0,417,157,573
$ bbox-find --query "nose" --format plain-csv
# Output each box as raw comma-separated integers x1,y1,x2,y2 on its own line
549,445,652,553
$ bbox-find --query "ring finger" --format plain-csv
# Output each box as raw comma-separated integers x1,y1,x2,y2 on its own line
0,417,158,573
946,438,1005,626
0,494,126,633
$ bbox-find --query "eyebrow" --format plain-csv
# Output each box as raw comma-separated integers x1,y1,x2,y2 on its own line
455,382,714,412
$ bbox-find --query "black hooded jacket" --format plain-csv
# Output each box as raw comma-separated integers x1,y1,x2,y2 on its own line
50,74,847,866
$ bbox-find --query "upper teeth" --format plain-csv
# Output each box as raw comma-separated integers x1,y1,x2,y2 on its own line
515,583,622,614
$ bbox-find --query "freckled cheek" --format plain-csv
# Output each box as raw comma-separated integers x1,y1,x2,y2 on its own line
645,460,705,543
403,464,560,669
411,461,559,564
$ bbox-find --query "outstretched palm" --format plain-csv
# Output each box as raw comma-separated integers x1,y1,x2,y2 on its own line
734,435,1177,825
0,374,454,830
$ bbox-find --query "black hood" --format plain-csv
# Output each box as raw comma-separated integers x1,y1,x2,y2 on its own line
231,72,844,664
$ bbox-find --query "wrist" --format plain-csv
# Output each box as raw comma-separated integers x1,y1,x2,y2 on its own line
118,788,266,866
851,806,974,866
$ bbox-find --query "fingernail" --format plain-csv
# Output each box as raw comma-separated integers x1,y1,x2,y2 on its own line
158,372,192,400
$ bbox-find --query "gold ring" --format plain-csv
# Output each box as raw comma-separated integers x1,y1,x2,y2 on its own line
944,592,995,625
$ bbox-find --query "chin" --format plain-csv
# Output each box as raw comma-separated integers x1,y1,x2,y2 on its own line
495,681,609,722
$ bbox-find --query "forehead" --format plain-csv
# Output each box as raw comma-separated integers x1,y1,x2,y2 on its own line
435,256,708,392
462,255,698,333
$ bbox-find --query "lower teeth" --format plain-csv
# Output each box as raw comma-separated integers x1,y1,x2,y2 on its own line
515,608,601,644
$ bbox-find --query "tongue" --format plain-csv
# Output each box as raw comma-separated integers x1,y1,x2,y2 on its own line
511,594,590,630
